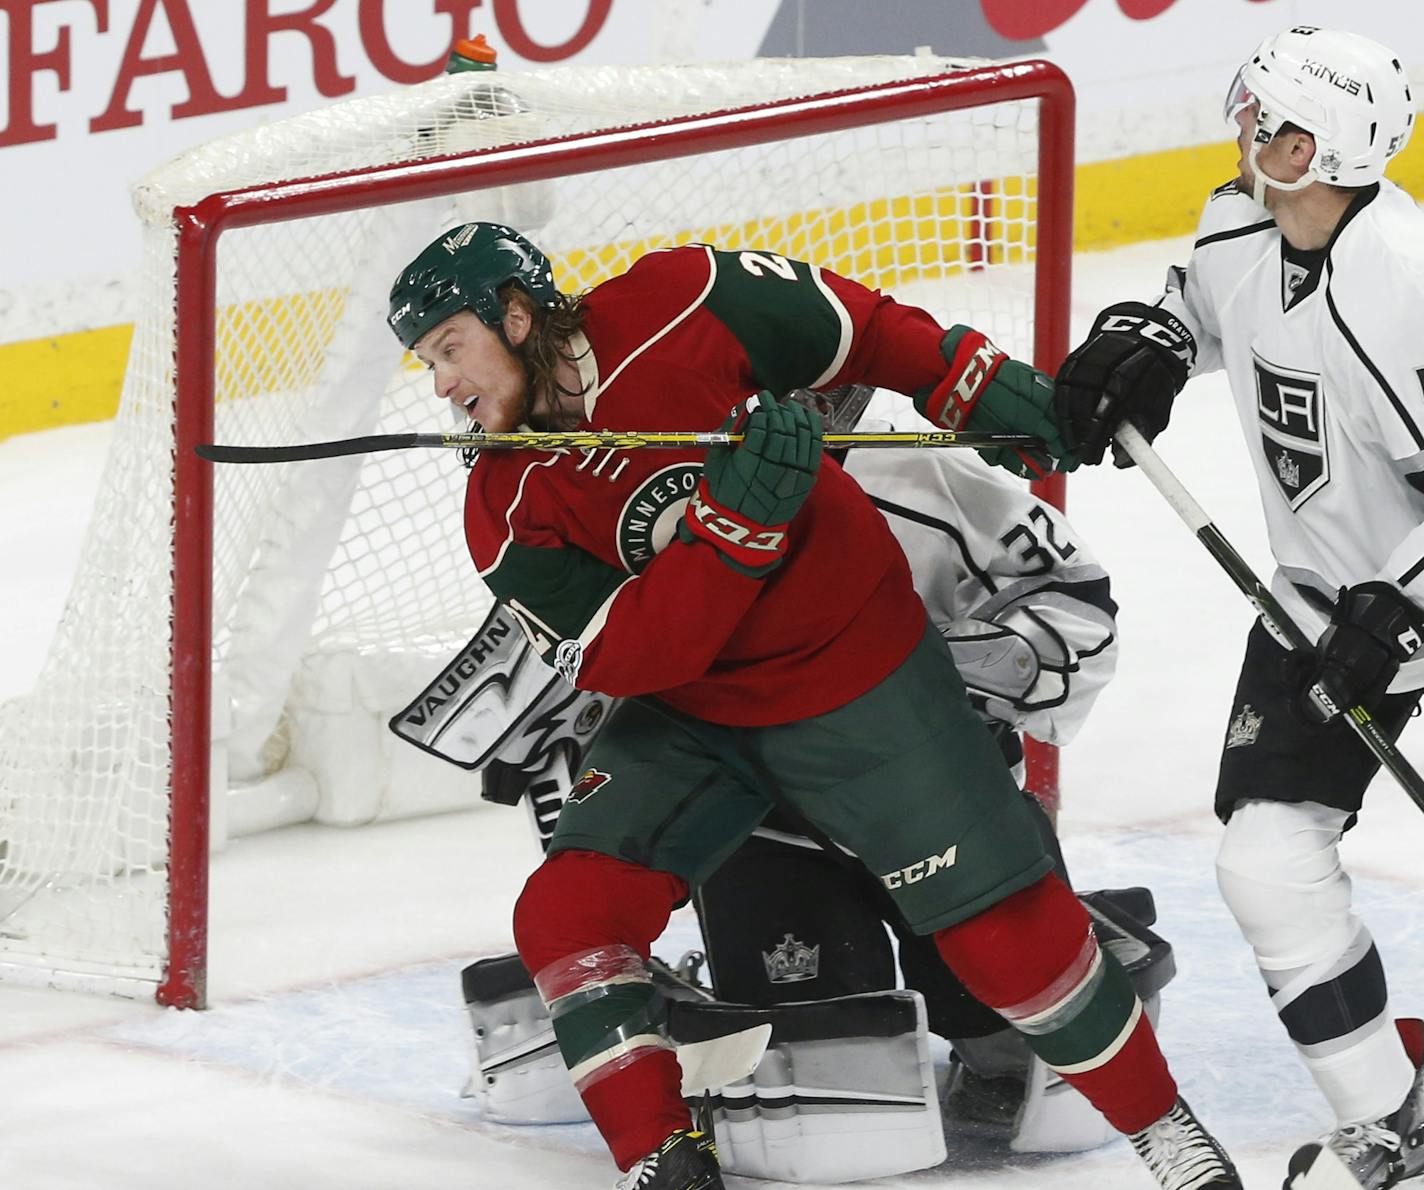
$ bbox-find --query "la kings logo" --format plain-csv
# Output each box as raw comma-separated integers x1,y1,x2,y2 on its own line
762,934,820,984
1226,703,1264,748
1254,351,1328,510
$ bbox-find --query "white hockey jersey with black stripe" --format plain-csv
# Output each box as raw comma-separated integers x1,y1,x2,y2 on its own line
845,393,1118,746
1156,179,1424,689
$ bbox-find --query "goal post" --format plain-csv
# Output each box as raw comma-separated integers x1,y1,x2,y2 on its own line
1,56,1075,1008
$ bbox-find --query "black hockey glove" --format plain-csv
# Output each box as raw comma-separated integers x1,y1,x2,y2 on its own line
1054,302,1195,467
1290,582,1424,724
913,325,1080,479
679,391,822,578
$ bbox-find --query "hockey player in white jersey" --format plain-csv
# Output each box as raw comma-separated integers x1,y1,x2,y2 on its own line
1049,26,1424,1190
804,384,1116,751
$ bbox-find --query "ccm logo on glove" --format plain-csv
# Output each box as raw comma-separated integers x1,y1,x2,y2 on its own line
685,488,787,554
1099,311,1195,362
946,339,1007,427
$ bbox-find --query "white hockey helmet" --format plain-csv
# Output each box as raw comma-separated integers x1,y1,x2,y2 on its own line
1223,26,1415,202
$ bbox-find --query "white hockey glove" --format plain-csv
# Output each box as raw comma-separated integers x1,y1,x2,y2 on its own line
940,617,1040,712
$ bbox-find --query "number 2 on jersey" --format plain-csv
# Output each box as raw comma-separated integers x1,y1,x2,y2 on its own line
738,251,797,280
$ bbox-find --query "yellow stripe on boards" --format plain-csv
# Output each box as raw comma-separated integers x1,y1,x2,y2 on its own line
1076,129,1424,250
5,133,1422,442
0,324,134,439
550,180,1032,295
214,288,349,405
1076,141,1239,249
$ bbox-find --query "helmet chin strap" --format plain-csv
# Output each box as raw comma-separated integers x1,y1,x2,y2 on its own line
1248,137,1318,207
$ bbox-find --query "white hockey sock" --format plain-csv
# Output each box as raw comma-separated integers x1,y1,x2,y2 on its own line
1299,1016,1415,1127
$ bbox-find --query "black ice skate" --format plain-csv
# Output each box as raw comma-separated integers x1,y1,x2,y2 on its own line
1129,1098,1244,1189
1285,1062,1424,1190
615,1128,723,1190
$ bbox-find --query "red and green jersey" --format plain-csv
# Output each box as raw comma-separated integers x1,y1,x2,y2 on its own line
464,244,948,725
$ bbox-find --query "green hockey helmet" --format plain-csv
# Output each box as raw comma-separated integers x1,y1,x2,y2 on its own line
387,222,560,349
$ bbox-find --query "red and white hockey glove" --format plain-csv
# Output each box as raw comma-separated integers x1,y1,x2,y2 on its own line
913,325,1078,479
678,392,823,578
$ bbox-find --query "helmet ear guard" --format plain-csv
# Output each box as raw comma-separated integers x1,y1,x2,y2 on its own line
387,222,561,349
1224,26,1415,204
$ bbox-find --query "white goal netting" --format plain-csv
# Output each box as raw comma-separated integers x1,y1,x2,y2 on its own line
0,55,1064,1000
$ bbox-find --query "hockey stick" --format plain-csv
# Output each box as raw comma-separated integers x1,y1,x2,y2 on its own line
195,428,1043,464
1115,422,1424,812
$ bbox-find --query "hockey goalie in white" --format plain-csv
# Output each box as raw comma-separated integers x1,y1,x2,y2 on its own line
393,385,1178,1183
837,386,1114,748
1051,26,1424,1190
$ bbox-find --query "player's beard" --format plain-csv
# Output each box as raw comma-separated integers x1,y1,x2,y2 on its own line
459,338,547,434
517,345,583,432
456,382,535,438
518,366,559,432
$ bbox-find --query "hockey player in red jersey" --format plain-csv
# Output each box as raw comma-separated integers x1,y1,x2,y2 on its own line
1049,26,1424,1190
387,223,1241,1190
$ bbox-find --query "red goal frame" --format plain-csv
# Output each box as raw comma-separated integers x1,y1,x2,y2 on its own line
164,61,1076,1008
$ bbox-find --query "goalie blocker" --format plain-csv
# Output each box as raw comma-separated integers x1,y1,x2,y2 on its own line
458,888,1174,1183
388,602,616,849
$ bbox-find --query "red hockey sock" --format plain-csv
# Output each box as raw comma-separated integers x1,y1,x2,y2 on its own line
514,850,692,1170
512,849,688,973
1398,1017,1424,1069
1058,1010,1177,1134
582,1050,692,1170
934,874,1177,1134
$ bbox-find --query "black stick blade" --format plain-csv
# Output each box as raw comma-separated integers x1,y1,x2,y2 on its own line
195,435,421,463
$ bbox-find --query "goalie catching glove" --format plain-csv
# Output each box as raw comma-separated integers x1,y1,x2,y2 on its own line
1290,581,1424,724
913,325,1079,479
679,391,822,578
1054,301,1195,467
940,618,1040,705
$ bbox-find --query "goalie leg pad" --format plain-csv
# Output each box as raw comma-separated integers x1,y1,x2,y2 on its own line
1216,799,1412,1123
460,954,589,1124
670,990,946,1183
1081,887,1176,1007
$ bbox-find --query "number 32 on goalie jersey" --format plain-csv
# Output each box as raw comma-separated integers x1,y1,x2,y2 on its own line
1000,507,1079,577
